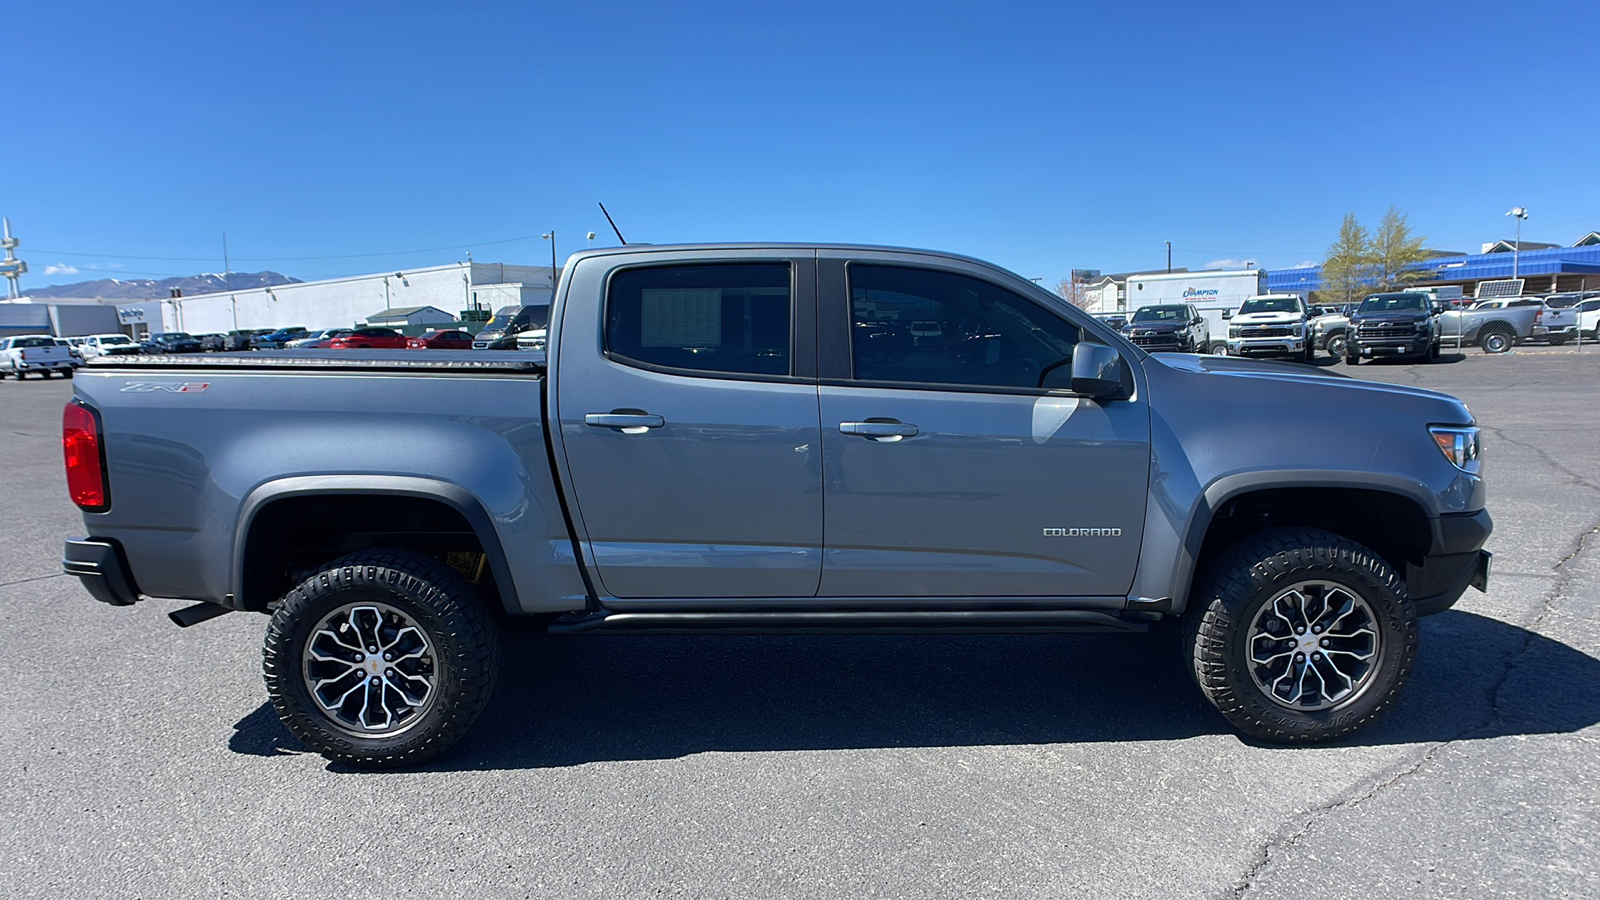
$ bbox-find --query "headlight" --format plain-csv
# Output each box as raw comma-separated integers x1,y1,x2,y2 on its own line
1292,324,1304,336
1229,327,1240,337
1429,426,1481,473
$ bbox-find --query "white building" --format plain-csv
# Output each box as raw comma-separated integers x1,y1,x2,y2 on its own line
117,261,555,336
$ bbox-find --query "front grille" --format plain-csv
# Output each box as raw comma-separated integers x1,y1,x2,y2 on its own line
1130,332,1178,347
1239,325,1293,338
1358,322,1417,338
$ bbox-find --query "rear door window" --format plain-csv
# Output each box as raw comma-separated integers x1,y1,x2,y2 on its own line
606,263,791,377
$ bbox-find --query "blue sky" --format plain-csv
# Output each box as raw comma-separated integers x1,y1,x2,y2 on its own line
10,0,1598,289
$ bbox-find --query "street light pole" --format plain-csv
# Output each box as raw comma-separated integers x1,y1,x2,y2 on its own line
1506,207,1529,282
541,232,557,298
1165,241,1172,273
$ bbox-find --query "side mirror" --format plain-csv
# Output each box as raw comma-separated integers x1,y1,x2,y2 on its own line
1192,317,1203,326
1065,342,1129,400
1222,309,1234,320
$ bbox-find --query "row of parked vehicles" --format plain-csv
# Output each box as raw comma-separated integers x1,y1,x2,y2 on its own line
1093,289,1600,364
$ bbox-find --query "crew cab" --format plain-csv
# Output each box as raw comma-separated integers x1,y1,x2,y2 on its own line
1,334,78,379
1120,303,1209,353
1224,294,1313,361
62,243,1492,768
1346,292,1442,364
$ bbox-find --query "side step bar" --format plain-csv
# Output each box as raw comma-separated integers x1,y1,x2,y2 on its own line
548,609,1148,636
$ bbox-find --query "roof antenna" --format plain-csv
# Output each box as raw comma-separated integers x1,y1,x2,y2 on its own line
598,202,627,245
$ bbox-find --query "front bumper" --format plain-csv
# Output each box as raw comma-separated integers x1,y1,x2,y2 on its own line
1407,509,1492,616
1228,336,1306,356
1354,335,1431,357
62,538,141,606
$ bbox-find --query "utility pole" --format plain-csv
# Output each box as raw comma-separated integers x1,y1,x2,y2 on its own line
1165,241,1172,273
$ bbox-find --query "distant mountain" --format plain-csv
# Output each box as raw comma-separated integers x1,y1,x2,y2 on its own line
24,271,301,300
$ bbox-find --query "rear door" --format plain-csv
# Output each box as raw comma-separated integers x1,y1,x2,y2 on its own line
815,252,1151,598
552,250,823,599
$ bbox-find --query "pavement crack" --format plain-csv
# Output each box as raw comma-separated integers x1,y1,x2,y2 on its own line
0,573,65,589
1227,751,1436,899
1482,424,1600,494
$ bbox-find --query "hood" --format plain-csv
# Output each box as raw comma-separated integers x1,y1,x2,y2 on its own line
1232,311,1303,324
1352,311,1429,323
1147,352,1470,412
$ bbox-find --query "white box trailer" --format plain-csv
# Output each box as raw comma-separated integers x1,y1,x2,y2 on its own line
1123,269,1267,353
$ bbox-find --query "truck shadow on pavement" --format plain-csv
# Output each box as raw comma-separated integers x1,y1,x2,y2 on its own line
228,609,1600,769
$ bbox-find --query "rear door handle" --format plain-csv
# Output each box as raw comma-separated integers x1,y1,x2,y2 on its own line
839,420,919,441
585,413,665,434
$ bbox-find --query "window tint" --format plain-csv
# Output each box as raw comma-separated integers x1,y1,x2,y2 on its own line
848,264,1080,390
606,263,791,376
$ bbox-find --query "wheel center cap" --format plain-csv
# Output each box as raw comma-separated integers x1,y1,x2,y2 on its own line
1299,634,1320,653
364,657,384,676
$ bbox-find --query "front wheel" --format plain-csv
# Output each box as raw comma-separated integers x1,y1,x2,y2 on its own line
1182,528,1418,743
1325,333,1347,359
263,549,501,768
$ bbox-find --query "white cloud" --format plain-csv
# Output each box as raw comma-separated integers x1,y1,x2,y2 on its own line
44,264,80,276
1204,258,1259,270
1290,260,1317,269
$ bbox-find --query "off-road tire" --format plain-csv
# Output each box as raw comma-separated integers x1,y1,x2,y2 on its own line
263,549,501,768
1181,528,1418,743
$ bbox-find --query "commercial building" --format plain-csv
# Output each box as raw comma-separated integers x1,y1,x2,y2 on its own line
1267,233,1600,300
113,261,556,337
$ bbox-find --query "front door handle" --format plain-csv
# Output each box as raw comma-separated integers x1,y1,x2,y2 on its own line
586,412,665,434
839,420,919,441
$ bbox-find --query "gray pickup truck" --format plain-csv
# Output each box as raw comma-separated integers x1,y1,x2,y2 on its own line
60,243,1492,767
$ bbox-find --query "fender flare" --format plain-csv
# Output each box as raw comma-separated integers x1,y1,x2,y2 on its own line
231,475,520,614
1166,470,1440,614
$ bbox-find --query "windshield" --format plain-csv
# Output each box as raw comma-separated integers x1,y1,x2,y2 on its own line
1132,306,1186,322
14,337,55,348
1358,294,1426,313
1238,298,1299,314
155,332,194,340
100,336,133,344
483,305,551,332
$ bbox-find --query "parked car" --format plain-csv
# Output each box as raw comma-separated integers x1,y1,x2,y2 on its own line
1225,294,1313,361
1437,303,1540,354
1345,292,1442,364
252,326,309,349
1093,314,1128,331
288,329,353,349
55,338,86,365
909,320,945,347
472,304,551,350
63,241,1492,768
1308,304,1352,358
329,327,407,349
224,329,274,351
407,329,476,349
1120,303,1209,353
140,332,205,354
79,334,142,359
194,333,228,352
0,334,77,378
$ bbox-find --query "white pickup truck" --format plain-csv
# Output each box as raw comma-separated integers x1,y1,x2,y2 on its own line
0,334,78,379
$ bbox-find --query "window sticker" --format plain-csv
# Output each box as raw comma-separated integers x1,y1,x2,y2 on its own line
641,289,722,347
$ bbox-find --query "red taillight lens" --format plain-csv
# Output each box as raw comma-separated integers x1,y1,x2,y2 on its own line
63,402,108,511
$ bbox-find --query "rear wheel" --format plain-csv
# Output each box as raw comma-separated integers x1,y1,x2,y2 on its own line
263,549,501,768
1325,333,1347,359
1209,342,1228,356
1182,528,1417,743
1480,329,1512,354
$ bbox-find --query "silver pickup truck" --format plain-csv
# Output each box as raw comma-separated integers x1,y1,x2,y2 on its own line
61,243,1492,767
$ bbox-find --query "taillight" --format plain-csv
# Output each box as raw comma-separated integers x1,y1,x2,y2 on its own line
63,401,109,511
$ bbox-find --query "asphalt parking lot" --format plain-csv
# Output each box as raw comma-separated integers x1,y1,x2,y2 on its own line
2,349,1598,899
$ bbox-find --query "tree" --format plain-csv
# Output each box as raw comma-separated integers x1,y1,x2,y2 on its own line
1055,278,1093,310
1320,213,1373,307
1368,205,1431,292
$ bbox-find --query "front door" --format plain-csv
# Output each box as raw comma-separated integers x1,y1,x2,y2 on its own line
553,253,822,599
817,257,1151,598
